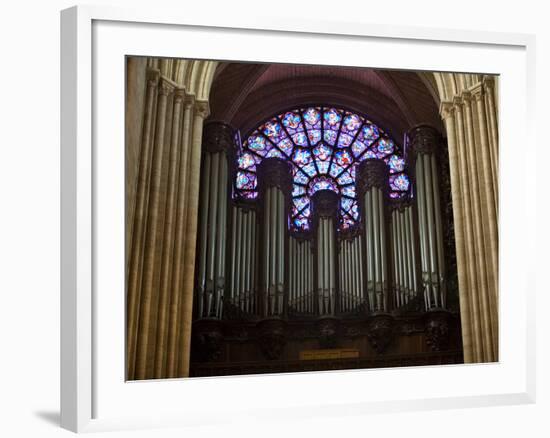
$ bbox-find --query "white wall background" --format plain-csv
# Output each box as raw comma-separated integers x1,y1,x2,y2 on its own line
0,0,547,436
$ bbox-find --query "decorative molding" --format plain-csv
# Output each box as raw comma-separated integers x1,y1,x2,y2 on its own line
195,99,211,119
356,159,389,193
389,197,413,212
425,311,452,352
257,158,293,194
311,190,339,218
146,67,160,87
202,121,235,153
257,319,287,360
366,314,395,354
407,125,440,157
191,319,223,362
317,317,340,348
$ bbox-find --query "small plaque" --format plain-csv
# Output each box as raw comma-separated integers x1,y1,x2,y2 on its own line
299,349,360,360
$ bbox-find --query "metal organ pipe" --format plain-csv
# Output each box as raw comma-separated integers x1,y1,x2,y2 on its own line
431,154,446,307
404,207,414,303
415,155,430,309
198,153,211,295
408,206,418,295
423,154,439,308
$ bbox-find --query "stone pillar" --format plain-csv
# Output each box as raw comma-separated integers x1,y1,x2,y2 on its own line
357,159,389,313
440,79,499,363
312,190,339,316
408,126,446,311
125,62,211,379
258,159,292,317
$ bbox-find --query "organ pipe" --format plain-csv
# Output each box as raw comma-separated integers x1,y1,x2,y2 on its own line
409,125,446,311
195,123,235,320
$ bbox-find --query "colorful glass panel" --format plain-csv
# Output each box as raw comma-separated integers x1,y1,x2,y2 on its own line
390,174,410,191
238,106,407,231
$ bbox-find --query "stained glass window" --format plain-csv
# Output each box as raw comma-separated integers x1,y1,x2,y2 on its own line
234,106,410,231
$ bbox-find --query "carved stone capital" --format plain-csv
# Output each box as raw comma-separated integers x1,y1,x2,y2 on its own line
356,159,389,194
257,158,293,194
311,189,339,218
202,121,235,153
195,99,210,119
146,68,160,88
439,101,454,121
407,125,440,157
174,87,186,103
452,96,464,112
470,83,484,100
158,77,175,97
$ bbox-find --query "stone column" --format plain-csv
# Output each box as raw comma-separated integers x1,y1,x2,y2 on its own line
357,159,389,313
258,159,292,317
440,87,499,363
176,100,210,377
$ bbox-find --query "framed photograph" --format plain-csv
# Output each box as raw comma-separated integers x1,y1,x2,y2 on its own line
61,5,536,433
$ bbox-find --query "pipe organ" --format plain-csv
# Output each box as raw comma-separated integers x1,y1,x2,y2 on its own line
357,160,390,313
288,237,314,315
312,191,339,316
258,159,292,317
194,123,449,322
408,126,447,310
391,202,418,308
229,206,257,314
195,122,231,319
338,234,365,314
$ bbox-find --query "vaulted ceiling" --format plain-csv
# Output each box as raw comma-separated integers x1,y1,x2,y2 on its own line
208,62,443,146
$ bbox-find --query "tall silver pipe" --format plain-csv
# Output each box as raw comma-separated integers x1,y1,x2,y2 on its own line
431,154,445,306
288,237,296,306
358,236,364,306
401,211,412,302
198,153,211,291
230,206,237,299
339,243,344,311
216,154,227,284
308,244,313,313
408,207,418,295
379,190,387,289
423,154,438,307
240,211,248,311
207,153,220,286
395,213,401,307
356,237,361,306
348,239,353,311
366,191,375,310
415,156,430,309
234,208,242,308
278,192,285,287
270,188,277,295
404,207,414,302
251,212,256,314
372,189,381,309
415,157,428,273
391,214,399,307
264,189,271,300
246,211,253,312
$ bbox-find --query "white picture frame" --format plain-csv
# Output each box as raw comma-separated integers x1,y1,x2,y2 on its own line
60,4,536,433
